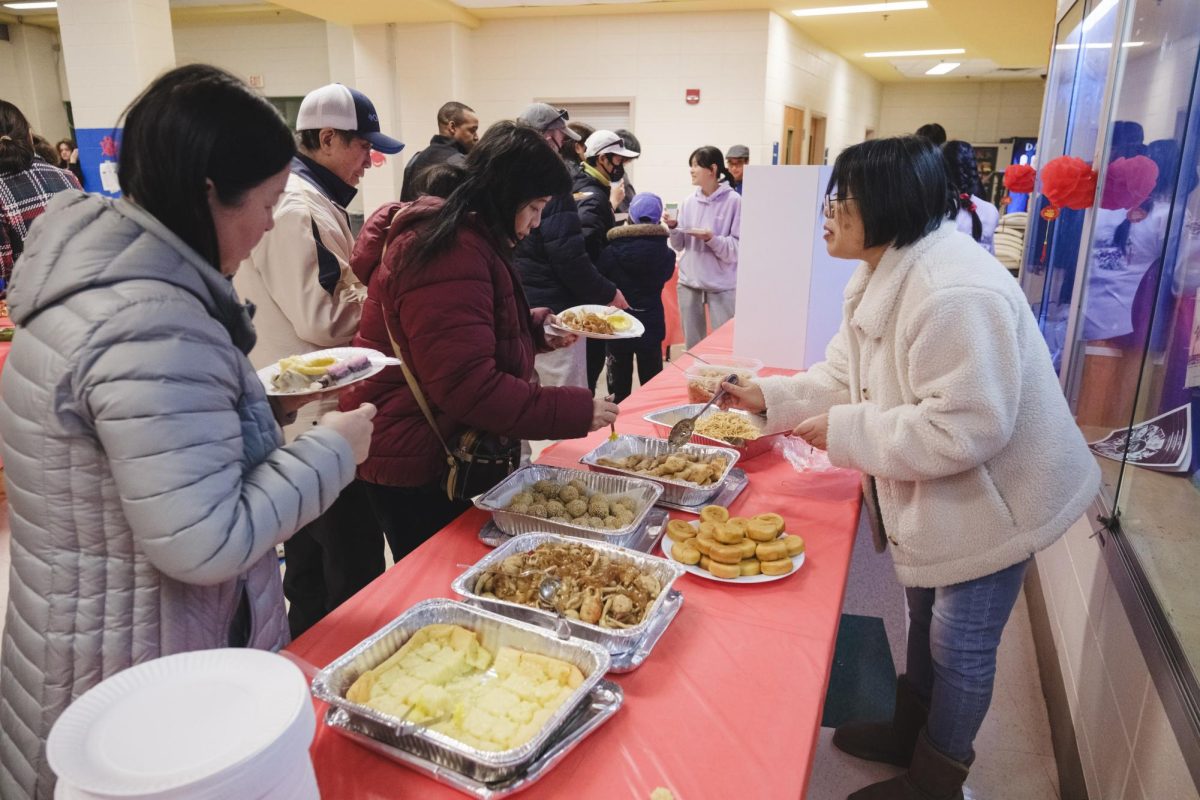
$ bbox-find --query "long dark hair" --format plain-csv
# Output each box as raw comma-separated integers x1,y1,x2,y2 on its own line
689,145,734,186
828,136,952,249
0,100,34,174
942,140,984,242
118,64,295,268
402,120,571,271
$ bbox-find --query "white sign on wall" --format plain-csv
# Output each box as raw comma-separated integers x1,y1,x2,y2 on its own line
733,164,859,370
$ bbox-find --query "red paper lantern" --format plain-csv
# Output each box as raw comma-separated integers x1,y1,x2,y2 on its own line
1041,156,1098,211
1101,155,1159,210
1003,164,1036,194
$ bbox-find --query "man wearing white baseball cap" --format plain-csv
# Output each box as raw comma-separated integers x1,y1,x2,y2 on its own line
234,82,402,638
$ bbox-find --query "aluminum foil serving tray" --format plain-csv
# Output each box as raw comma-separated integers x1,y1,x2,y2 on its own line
643,403,782,461
310,598,611,784
478,507,669,554
323,680,623,799
475,464,663,542
579,434,741,506
451,532,685,660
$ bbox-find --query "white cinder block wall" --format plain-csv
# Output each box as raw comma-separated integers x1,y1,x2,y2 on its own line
0,24,71,142
764,12,882,168
1037,516,1199,799
173,20,331,98
878,80,1044,143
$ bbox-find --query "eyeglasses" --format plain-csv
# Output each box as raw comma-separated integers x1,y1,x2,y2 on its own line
822,194,857,219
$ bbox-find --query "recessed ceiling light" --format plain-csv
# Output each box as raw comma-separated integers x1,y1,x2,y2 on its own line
2,1,57,9
864,48,965,58
925,62,961,75
792,1,927,18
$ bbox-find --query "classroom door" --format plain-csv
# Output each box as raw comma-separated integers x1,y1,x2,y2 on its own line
782,105,805,165
808,114,827,165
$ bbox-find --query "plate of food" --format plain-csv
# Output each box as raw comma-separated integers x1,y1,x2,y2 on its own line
659,505,805,583
551,305,645,340
257,346,398,396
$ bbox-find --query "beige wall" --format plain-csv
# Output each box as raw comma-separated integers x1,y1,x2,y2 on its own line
878,80,1044,144
1036,515,1199,799
764,11,882,166
173,19,330,99
0,24,71,143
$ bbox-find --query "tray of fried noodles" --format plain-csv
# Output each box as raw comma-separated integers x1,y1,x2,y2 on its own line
451,533,684,657
643,404,783,460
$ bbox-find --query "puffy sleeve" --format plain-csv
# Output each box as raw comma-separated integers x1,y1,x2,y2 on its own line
757,316,854,432
826,288,1022,481
80,297,356,586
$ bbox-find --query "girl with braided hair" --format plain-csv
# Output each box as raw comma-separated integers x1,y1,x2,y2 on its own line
942,140,999,255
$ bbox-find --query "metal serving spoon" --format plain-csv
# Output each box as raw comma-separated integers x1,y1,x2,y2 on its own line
537,576,572,640
668,374,738,447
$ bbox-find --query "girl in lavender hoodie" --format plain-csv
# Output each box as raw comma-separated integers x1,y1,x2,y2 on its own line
666,145,742,348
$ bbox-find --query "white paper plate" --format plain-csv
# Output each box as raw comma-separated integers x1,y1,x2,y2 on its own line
47,649,314,799
256,346,397,397
550,305,646,340
659,520,805,584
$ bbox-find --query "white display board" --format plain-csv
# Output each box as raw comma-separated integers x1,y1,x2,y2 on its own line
734,165,860,370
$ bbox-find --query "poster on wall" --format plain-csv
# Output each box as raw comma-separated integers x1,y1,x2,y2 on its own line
1088,404,1193,473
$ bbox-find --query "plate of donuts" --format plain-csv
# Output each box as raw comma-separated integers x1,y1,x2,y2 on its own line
659,505,805,583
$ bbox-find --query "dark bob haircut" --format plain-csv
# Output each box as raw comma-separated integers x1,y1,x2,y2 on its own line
402,120,571,271
118,64,296,268
827,136,952,249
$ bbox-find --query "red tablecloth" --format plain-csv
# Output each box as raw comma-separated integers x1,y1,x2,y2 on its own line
287,322,863,799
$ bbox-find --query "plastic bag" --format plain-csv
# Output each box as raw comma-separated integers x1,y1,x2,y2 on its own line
775,436,837,473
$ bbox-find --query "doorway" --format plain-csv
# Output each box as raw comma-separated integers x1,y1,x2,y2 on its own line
782,105,805,165
808,113,827,165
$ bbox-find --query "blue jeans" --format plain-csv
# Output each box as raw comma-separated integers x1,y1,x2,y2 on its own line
904,558,1031,762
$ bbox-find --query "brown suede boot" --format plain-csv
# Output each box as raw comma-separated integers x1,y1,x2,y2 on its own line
847,728,972,800
832,674,929,767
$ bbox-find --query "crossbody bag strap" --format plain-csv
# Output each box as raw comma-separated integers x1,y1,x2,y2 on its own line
381,314,455,460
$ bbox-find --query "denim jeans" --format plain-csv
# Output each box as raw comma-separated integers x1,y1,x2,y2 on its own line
904,557,1032,762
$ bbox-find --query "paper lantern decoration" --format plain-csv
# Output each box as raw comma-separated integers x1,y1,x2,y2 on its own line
1100,155,1159,210
1003,164,1036,194
1040,156,1098,211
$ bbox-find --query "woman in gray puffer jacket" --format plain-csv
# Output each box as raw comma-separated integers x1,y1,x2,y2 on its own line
0,65,376,799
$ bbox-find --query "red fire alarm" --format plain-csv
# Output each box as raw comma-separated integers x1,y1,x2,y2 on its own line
686,88,700,105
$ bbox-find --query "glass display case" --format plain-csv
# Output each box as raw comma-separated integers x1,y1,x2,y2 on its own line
1021,0,1200,784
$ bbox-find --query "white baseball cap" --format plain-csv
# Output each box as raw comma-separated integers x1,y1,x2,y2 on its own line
585,130,639,159
296,84,404,154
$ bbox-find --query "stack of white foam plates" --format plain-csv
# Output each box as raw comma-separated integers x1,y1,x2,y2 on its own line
48,649,318,800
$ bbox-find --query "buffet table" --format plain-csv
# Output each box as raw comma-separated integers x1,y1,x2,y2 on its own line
287,321,864,799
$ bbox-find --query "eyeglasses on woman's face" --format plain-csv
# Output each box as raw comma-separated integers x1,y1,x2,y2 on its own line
822,194,857,219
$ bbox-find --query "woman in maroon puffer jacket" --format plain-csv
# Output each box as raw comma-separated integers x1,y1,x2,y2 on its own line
341,121,619,560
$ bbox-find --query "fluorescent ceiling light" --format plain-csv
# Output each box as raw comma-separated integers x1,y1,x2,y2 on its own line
3,1,56,8
792,1,927,18
925,62,961,75
864,48,965,58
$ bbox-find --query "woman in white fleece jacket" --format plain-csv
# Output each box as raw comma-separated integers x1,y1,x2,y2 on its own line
723,137,1099,800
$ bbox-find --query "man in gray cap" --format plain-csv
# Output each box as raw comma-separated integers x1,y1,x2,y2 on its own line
513,103,628,391
726,144,749,194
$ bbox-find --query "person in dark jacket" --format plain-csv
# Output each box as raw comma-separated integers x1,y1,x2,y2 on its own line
726,144,749,194
400,101,478,201
614,128,640,215
577,129,639,389
576,129,639,263
562,121,593,166
514,103,627,390
598,192,676,401
339,121,619,560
